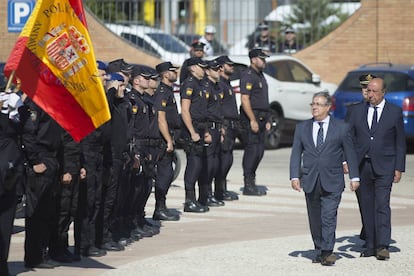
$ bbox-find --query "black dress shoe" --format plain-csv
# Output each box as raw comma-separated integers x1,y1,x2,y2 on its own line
360,248,376,257
82,246,107,257
132,226,153,238
215,191,233,201
376,248,390,260
226,190,239,200
312,254,322,263
101,241,125,251
25,259,60,269
184,200,209,213
153,208,180,221
50,253,73,263
206,195,225,207
320,253,336,266
243,185,266,196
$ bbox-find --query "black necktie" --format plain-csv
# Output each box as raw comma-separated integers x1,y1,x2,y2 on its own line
317,122,324,149
371,106,378,130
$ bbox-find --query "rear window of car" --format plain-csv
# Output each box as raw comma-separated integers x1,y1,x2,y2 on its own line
338,71,414,92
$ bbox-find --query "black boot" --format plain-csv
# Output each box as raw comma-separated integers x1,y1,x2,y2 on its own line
207,193,225,207
184,191,209,213
243,176,266,196
153,200,180,221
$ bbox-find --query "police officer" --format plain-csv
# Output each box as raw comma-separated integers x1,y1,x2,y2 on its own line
180,41,205,83
198,59,225,207
214,56,240,201
152,61,181,221
180,57,209,212
126,65,159,238
240,48,270,196
100,60,131,252
0,90,24,274
22,96,63,268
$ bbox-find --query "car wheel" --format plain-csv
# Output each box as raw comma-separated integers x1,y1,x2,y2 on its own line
265,110,283,149
172,151,181,181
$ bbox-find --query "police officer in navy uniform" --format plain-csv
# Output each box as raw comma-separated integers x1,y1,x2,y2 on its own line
240,48,270,196
180,41,205,84
152,61,181,221
126,66,158,238
22,97,63,268
214,55,240,201
198,59,225,207
180,57,210,213
0,90,24,274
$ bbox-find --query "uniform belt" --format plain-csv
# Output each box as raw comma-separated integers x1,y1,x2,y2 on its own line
206,121,222,129
135,138,162,146
223,118,239,129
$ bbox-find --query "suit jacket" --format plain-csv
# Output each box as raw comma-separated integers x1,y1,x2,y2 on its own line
345,101,406,175
289,117,359,193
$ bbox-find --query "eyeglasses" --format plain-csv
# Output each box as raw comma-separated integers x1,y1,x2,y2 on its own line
310,102,329,107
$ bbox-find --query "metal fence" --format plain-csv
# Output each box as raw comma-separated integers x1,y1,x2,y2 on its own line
86,0,361,58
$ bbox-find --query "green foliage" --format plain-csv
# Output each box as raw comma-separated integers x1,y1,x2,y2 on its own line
282,0,348,47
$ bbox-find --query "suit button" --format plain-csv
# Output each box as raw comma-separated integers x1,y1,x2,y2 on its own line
370,136,374,140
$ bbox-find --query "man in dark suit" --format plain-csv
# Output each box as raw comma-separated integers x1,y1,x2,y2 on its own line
290,92,360,266
345,77,406,260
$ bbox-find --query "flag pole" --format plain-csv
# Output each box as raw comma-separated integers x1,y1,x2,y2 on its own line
5,70,16,93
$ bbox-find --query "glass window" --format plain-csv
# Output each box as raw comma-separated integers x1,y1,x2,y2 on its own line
265,61,292,82
147,33,188,53
121,33,160,56
287,61,312,83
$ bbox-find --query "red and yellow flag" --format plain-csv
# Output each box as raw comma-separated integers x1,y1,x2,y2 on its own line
4,0,110,142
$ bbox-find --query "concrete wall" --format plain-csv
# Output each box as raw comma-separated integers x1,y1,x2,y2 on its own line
1,0,414,84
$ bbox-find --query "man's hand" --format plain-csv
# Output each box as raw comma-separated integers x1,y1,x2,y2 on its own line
394,170,402,183
350,181,360,191
342,162,349,174
291,179,301,192
166,141,174,152
62,173,72,184
191,132,201,143
204,131,212,144
250,120,259,133
80,168,87,180
33,163,47,173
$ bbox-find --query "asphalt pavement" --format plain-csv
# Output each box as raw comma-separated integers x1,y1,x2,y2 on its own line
7,147,414,276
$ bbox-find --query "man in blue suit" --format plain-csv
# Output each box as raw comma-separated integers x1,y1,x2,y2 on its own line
290,92,360,266
345,77,406,260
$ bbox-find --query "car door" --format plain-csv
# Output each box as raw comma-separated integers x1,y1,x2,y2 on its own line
265,60,321,121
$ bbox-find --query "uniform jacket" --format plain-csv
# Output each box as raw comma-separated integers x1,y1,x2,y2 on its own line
289,117,359,193
345,101,406,175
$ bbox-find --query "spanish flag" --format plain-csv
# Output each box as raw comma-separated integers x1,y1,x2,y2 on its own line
4,0,110,142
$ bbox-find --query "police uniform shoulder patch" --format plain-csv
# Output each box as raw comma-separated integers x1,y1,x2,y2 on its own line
205,91,210,99
161,99,167,107
219,92,224,99
132,105,138,114
186,88,193,96
246,83,253,90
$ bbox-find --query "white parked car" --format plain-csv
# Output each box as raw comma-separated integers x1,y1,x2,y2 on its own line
174,54,337,149
106,23,190,65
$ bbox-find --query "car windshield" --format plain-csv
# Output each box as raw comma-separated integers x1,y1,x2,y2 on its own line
338,71,414,92
147,33,188,53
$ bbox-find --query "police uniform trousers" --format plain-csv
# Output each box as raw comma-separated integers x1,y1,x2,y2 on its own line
101,157,123,243
50,174,79,257
199,128,220,204
359,158,393,250
305,177,342,253
154,151,174,205
24,157,59,267
0,185,17,275
79,149,104,251
215,126,237,193
242,117,266,178
183,129,204,201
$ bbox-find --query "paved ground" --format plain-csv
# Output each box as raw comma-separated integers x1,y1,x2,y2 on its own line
7,147,414,276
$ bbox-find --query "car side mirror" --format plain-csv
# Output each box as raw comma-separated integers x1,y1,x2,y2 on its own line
312,74,321,86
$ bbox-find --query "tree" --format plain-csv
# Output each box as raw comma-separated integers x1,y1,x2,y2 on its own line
283,0,348,47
